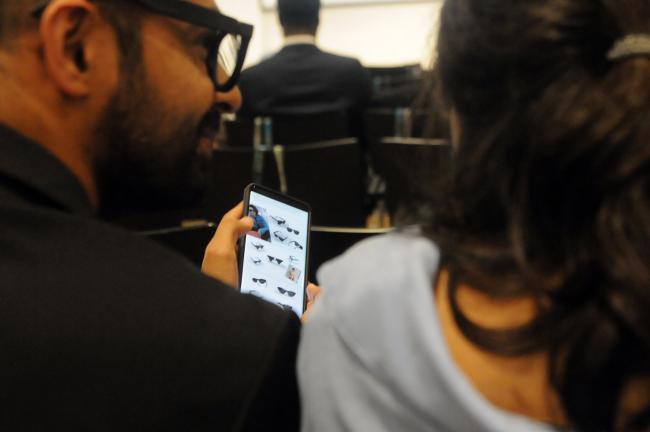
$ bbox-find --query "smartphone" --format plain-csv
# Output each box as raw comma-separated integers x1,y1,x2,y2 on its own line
239,183,311,317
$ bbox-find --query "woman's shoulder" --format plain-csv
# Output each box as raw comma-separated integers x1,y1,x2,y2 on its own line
313,230,441,360
317,229,440,298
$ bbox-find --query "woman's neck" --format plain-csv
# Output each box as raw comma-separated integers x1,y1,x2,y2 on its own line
434,268,568,426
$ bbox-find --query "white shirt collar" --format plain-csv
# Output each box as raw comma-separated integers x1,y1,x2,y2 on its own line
284,34,317,47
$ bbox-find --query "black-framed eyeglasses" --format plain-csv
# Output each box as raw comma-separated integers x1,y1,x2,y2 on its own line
277,287,296,297
286,226,300,235
288,240,303,250
251,278,267,285
31,0,253,92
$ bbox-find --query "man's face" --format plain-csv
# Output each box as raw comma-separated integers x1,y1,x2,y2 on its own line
248,206,257,217
93,0,240,216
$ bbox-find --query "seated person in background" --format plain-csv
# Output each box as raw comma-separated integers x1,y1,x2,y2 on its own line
237,0,371,118
248,204,271,241
299,0,650,431
0,0,300,430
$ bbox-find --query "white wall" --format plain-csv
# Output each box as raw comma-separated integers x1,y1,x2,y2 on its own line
217,0,442,68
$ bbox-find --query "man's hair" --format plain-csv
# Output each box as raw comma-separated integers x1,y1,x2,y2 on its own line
427,0,650,430
0,0,140,59
278,0,320,36
95,1,142,69
0,0,41,45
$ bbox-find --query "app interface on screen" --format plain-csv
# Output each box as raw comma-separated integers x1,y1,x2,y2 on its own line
241,191,309,316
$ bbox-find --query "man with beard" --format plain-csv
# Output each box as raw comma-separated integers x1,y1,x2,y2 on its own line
0,0,300,430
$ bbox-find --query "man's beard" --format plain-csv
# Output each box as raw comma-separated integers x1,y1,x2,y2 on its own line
93,65,220,219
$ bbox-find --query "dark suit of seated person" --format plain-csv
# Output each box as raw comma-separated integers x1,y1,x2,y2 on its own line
237,0,371,118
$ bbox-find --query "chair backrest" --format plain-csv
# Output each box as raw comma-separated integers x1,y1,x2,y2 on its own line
364,108,442,181
141,223,216,268
309,226,392,281
364,108,395,143
272,111,350,146
364,108,444,140
205,146,279,221
224,111,351,148
367,64,423,108
376,137,452,214
274,138,365,227
367,64,422,90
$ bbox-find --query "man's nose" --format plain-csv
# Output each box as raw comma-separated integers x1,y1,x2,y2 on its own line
214,85,242,113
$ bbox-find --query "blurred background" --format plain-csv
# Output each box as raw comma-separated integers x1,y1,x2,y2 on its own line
218,0,442,68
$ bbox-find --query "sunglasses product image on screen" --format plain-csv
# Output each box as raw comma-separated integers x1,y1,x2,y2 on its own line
251,242,265,251
270,215,286,225
277,287,296,297
238,184,311,317
273,231,288,242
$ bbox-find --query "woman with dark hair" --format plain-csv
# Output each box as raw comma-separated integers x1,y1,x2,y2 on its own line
299,0,650,431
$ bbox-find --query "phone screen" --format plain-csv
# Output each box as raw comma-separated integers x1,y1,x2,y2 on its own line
240,188,310,317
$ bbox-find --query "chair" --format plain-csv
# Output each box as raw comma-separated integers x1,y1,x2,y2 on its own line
272,111,351,145
204,146,279,221
273,138,365,227
224,111,351,147
364,108,444,141
141,223,216,268
367,64,423,108
363,108,443,201
367,64,422,90
375,138,452,215
309,226,392,282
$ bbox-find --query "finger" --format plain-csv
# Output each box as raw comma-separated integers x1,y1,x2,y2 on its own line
211,211,253,251
223,201,245,220
301,284,322,324
306,283,322,302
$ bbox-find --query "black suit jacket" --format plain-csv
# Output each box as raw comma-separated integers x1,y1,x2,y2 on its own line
238,44,372,117
0,124,301,431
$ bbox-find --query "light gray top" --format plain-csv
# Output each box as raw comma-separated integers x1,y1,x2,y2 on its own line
298,232,557,432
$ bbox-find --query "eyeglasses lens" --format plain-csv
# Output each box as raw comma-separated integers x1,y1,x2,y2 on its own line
212,33,242,86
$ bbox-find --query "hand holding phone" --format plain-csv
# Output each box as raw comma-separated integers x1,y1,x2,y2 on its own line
238,184,311,317
202,202,254,287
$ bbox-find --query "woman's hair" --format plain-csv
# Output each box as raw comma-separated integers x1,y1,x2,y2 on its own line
429,0,650,430
248,205,259,216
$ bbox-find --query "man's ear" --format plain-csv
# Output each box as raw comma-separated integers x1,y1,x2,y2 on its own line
39,0,102,97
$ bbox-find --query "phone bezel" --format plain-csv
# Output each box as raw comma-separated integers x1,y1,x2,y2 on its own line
239,183,312,315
